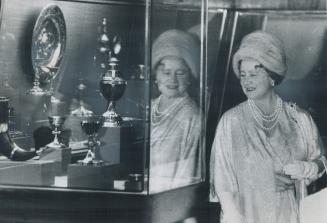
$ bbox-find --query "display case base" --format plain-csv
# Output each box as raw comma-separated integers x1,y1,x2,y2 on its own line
39,147,72,175
0,160,57,186
99,124,132,165
67,163,119,189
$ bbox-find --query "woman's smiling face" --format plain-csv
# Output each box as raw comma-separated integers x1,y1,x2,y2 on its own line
239,59,274,100
155,56,191,98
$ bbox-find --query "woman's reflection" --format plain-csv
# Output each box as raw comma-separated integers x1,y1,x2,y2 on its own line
150,29,203,192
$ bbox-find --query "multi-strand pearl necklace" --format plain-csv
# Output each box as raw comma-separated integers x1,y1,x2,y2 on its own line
151,95,187,126
248,96,283,131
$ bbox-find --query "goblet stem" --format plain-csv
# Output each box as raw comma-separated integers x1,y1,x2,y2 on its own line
49,79,54,95
88,135,95,149
79,134,102,165
88,134,100,160
53,130,60,145
107,101,115,113
103,101,122,127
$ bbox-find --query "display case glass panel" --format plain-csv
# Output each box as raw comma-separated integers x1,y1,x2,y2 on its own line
0,0,226,194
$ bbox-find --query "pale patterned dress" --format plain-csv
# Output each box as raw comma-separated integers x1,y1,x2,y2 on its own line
150,95,203,193
210,99,326,223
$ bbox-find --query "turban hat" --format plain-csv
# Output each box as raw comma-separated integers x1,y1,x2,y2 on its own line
152,29,200,79
232,31,287,79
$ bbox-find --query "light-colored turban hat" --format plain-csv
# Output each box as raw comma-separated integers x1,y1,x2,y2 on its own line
152,29,200,79
232,31,287,78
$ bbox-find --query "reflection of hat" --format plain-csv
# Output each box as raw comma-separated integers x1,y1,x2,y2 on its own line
233,31,287,78
152,29,200,79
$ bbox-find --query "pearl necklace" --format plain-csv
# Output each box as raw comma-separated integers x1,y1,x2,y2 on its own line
248,97,282,131
151,95,187,126
249,99,280,120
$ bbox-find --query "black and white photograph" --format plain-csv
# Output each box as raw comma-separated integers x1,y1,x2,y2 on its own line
0,0,326,222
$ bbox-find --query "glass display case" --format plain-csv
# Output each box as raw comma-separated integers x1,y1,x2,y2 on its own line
0,0,228,222
0,2,227,222
0,0,228,196
2,0,326,222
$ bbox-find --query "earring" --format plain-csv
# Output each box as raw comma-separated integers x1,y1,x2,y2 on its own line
154,80,158,84
271,80,275,87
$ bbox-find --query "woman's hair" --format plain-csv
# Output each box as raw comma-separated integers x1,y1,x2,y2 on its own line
153,56,192,79
238,61,284,86
233,31,287,85
152,29,200,79
264,67,284,86
151,29,200,101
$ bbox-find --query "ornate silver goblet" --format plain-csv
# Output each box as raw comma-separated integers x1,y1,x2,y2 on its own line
78,116,104,166
96,18,126,127
46,115,66,149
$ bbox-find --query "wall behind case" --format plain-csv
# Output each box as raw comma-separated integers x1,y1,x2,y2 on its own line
0,0,52,130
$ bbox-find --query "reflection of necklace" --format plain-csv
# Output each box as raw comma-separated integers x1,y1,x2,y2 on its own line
151,95,187,126
248,96,282,131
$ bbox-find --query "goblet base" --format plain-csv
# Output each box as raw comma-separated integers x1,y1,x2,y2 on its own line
102,110,122,127
28,86,48,96
77,159,105,167
71,106,94,117
77,149,105,166
46,141,66,149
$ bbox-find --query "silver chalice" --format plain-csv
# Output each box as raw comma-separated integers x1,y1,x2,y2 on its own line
78,116,104,166
46,115,66,149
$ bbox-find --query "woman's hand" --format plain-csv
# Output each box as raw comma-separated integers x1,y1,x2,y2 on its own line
275,172,295,192
283,160,318,180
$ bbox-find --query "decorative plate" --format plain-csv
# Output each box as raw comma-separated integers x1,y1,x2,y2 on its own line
31,5,66,83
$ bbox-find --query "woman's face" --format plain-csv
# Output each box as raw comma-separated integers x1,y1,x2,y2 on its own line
239,59,274,100
155,56,191,98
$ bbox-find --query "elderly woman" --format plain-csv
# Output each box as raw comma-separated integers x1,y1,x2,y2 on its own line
150,29,203,193
210,31,327,223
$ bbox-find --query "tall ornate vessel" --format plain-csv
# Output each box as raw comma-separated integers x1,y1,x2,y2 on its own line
97,18,127,127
